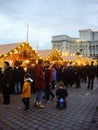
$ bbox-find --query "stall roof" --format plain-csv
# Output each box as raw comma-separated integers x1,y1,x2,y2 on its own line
62,55,78,61
36,49,52,58
0,42,24,55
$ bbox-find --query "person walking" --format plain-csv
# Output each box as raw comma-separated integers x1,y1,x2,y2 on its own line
34,59,46,108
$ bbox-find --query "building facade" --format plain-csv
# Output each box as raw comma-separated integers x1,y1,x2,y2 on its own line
51,29,98,59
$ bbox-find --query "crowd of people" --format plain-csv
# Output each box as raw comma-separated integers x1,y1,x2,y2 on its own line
0,59,98,110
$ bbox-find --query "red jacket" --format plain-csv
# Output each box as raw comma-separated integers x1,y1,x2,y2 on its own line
34,63,46,89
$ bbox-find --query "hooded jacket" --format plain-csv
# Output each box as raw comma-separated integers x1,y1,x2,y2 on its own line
22,78,33,98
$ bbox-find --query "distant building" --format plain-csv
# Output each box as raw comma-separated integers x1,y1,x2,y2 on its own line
51,29,98,59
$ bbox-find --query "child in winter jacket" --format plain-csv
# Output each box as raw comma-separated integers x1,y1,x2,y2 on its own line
56,82,68,109
22,72,33,111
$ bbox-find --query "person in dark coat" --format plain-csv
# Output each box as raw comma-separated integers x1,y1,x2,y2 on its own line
34,59,46,108
63,64,74,87
56,82,68,108
96,63,98,82
13,67,21,94
1,61,12,105
44,61,55,103
18,66,25,92
26,63,35,94
74,66,81,88
87,61,96,90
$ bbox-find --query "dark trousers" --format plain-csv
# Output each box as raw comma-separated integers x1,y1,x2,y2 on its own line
52,80,56,90
76,79,80,88
45,85,54,101
2,87,10,104
22,98,30,110
88,77,94,90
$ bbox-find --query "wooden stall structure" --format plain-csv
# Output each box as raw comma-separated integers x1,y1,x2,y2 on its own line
0,42,40,67
36,49,63,63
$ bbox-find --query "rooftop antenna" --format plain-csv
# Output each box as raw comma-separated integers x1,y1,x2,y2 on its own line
26,24,29,43
37,43,38,50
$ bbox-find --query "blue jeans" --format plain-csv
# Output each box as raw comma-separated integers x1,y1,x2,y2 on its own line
14,82,21,93
36,89,43,103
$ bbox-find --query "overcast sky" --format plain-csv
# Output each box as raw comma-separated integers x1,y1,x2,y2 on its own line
0,0,98,50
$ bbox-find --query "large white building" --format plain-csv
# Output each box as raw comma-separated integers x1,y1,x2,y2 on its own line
51,29,98,59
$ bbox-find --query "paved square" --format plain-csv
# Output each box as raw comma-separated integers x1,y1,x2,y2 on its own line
0,80,98,130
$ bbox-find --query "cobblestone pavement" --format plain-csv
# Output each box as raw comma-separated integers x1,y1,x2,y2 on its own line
0,80,98,130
